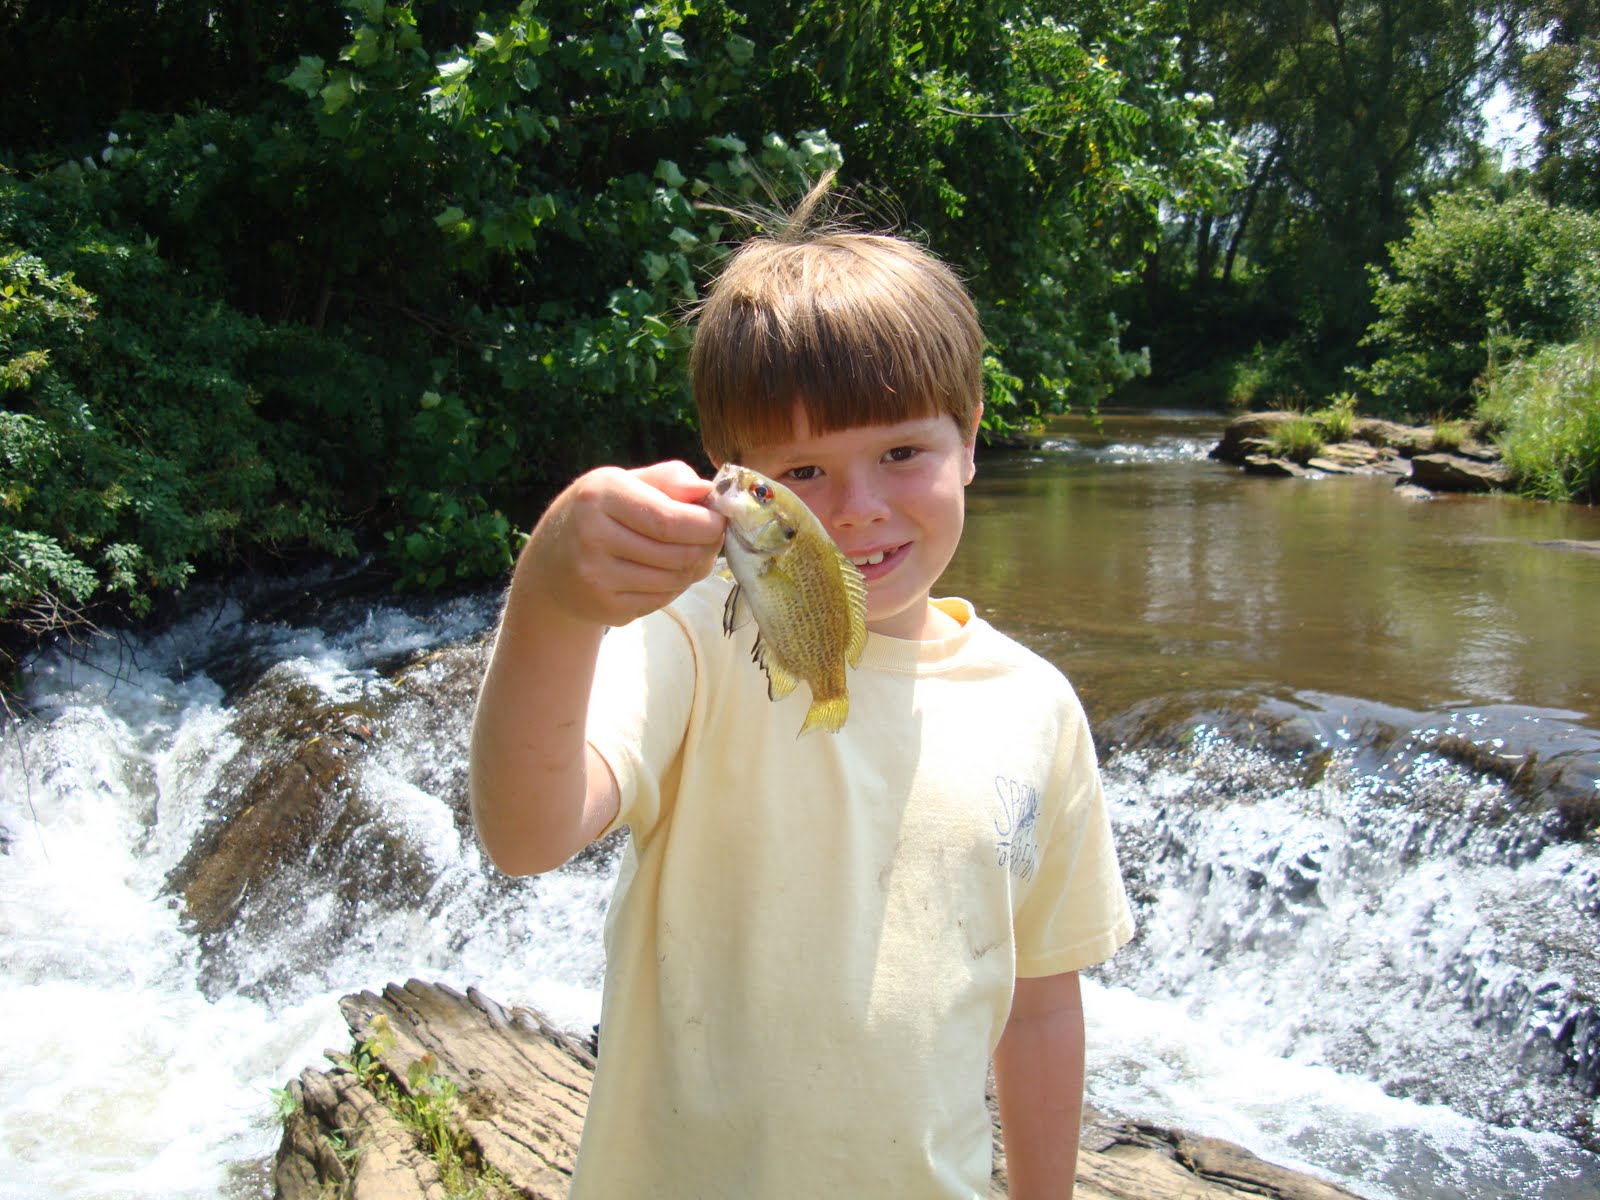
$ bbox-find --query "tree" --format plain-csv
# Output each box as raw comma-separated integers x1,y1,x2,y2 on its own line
1508,0,1600,207
1151,0,1530,358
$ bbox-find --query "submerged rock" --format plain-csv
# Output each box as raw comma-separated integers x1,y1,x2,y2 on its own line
274,979,1364,1200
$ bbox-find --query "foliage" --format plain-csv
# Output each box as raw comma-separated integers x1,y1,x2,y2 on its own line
0,0,1241,648
1267,415,1326,463
1218,341,1321,413
1478,335,1600,502
1507,1,1600,208
1147,1,1523,341
0,171,356,646
1314,392,1359,442
1354,191,1600,417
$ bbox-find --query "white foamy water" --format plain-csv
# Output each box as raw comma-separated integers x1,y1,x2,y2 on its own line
2,588,1596,1198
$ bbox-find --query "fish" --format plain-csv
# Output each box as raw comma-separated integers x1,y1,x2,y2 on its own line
704,463,869,735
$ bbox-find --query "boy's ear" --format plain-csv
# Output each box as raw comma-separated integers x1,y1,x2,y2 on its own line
962,402,984,484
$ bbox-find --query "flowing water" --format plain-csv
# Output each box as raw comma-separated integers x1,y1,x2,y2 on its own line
3,410,1599,1198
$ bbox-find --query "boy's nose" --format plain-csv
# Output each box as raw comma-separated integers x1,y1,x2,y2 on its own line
830,474,889,526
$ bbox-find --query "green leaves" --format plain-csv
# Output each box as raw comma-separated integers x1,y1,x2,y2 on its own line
1356,191,1600,416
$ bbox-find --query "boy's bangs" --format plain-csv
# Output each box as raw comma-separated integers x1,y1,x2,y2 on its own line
692,234,983,464
700,317,965,460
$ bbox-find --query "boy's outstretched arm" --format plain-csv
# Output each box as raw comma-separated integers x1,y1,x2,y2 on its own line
469,461,725,876
993,970,1086,1200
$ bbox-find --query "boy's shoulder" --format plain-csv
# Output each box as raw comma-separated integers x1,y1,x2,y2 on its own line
960,604,1076,683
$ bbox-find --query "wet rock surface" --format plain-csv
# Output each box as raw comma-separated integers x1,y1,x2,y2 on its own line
274,979,1365,1200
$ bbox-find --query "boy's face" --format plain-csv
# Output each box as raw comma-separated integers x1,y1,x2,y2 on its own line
738,404,981,641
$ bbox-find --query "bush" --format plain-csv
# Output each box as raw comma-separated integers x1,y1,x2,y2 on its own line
0,174,357,640
1355,191,1600,418
1478,336,1600,503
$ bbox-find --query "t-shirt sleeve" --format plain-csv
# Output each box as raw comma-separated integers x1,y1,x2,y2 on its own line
1012,700,1135,977
584,606,698,841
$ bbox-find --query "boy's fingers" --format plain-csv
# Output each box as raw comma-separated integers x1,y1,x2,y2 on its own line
609,463,725,548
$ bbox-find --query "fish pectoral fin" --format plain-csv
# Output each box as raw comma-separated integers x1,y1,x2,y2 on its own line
751,635,800,701
798,692,849,736
722,582,753,635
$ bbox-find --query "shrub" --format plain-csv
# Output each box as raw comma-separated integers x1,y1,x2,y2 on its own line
1478,336,1600,503
0,174,357,644
1355,191,1600,418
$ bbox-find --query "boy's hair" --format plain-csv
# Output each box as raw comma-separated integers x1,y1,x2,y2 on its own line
691,178,985,464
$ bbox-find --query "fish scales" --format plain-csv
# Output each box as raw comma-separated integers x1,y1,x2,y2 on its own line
704,463,868,735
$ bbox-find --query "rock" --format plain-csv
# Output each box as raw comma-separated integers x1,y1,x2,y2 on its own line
164,639,494,999
276,980,1366,1200
1309,441,1406,473
1213,414,1515,495
1242,454,1319,478
1408,452,1511,493
165,671,385,937
1211,412,1303,464
1350,417,1429,453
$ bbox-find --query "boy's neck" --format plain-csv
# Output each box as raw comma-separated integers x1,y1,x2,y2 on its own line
874,599,966,642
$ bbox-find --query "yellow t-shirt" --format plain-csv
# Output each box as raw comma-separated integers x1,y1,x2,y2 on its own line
573,575,1133,1198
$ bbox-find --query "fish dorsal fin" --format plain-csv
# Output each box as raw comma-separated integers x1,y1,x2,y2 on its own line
751,633,799,701
835,551,869,668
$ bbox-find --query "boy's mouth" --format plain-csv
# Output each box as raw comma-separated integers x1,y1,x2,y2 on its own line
848,543,905,578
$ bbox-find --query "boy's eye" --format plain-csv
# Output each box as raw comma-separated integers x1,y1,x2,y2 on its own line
885,446,919,463
784,465,821,482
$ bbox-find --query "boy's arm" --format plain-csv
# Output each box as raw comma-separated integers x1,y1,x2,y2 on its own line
469,461,725,876
993,970,1086,1200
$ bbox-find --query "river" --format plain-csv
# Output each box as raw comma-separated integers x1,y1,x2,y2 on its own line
2,409,1598,1198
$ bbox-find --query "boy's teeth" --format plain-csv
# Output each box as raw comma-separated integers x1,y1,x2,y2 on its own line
852,551,886,567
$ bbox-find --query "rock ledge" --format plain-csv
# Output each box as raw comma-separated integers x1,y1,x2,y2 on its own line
1211,411,1510,495
274,979,1366,1200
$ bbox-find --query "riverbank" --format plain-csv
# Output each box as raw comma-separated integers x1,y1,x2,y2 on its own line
273,980,1366,1200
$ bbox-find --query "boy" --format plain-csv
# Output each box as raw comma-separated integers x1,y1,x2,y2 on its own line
470,189,1133,1198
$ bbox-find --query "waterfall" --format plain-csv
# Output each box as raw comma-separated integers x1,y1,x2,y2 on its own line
2,576,1597,1199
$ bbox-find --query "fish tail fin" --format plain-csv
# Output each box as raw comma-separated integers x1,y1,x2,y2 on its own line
798,692,849,737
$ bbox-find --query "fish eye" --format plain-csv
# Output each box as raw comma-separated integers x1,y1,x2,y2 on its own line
752,482,772,501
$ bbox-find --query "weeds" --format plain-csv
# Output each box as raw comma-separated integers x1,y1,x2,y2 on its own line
1478,335,1600,503
1268,415,1327,463
332,1016,516,1200
1314,392,1359,442
1430,419,1472,452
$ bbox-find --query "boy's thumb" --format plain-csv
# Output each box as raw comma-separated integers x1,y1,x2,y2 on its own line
631,460,714,505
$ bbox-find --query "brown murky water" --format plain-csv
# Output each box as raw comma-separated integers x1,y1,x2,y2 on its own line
943,410,1600,730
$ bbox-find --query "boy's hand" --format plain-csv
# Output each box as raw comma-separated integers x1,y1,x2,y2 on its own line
518,460,727,628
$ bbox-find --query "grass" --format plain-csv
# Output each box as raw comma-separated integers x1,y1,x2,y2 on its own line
1268,415,1327,462
1430,418,1474,452
1477,335,1600,503
1313,392,1358,442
